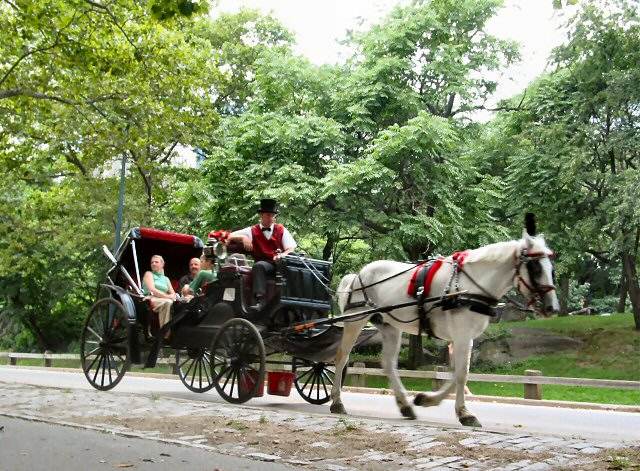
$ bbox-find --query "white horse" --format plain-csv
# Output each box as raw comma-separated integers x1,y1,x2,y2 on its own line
330,217,559,427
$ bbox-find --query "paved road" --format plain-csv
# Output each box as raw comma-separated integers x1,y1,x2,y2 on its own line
0,416,294,471
1,366,638,443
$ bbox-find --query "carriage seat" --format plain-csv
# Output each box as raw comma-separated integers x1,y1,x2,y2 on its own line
277,255,332,310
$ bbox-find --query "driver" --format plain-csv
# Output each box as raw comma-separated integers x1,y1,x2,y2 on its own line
227,198,297,310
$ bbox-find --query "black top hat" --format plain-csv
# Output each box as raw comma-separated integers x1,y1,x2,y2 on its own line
257,198,279,214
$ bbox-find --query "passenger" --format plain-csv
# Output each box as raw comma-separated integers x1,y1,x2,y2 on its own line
142,255,176,338
227,198,297,311
179,257,201,291
182,252,217,298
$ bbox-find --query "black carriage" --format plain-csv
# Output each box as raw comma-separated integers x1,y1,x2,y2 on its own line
81,227,371,404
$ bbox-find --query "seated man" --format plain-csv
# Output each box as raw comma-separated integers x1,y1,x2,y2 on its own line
179,257,201,291
227,198,297,310
181,252,217,299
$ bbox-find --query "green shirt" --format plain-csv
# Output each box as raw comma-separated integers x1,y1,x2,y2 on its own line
143,271,171,296
190,269,216,293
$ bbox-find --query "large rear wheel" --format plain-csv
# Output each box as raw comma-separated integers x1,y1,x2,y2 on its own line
80,298,130,391
292,357,346,405
175,347,218,393
211,318,265,404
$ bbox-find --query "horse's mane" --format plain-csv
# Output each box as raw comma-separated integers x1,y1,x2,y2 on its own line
463,239,522,265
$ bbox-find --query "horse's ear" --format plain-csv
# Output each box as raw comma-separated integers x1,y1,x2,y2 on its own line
525,212,537,236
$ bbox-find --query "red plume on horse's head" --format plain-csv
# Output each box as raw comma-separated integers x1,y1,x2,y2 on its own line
525,213,537,236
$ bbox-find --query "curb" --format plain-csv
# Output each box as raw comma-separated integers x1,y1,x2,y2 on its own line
2,364,638,413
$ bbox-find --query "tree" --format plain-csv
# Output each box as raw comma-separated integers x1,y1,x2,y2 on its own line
0,0,221,350
492,0,640,327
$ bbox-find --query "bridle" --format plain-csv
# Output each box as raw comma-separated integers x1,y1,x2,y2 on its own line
514,245,556,306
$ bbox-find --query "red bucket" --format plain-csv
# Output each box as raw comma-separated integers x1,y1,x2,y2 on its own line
267,371,294,397
238,369,264,398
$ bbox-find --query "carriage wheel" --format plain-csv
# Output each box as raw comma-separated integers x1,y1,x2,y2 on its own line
175,347,218,393
80,298,130,391
211,318,266,404
292,357,347,405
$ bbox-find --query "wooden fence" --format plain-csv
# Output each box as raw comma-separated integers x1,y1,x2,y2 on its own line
2,352,638,401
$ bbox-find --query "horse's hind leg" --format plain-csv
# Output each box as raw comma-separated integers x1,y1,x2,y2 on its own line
378,322,416,420
330,318,368,415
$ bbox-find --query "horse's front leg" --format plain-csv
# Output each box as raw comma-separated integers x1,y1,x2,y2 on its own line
378,322,416,419
452,339,481,427
330,318,368,415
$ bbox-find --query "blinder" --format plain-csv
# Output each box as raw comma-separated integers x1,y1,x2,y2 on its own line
516,248,556,305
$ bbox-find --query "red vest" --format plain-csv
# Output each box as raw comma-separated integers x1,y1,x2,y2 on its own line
251,224,285,263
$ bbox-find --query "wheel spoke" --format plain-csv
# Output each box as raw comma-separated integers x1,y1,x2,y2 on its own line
319,371,330,398
220,366,234,391
201,357,212,385
85,346,101,358
85,351,102,373
295,368,314,383
301,369,316,392
106,352,113,384
183,358,197,381
229,368,238,398
100,355,107,387
87,326,103,342
178,354,191,369
320,369,335,386
189,359,198,388
109,353,121,377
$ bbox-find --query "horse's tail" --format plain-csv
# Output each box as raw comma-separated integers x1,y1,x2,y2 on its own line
336,273,358,314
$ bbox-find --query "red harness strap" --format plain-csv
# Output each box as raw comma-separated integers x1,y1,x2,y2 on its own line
452,250,470,267
407,259,443,296
407,250,471,297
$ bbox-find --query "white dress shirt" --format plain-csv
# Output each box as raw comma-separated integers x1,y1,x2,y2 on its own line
231,224,297,251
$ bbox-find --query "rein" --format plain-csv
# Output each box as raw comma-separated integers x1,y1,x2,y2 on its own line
296,256,422,298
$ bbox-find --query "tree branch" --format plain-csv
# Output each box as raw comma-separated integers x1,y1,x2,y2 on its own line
158,140,179,164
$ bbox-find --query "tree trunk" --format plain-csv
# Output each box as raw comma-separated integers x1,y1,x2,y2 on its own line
558,276,570,316
407,334,424,369
322,233,335,261
617,270,628,313
622,251,640,330
24,314,52,351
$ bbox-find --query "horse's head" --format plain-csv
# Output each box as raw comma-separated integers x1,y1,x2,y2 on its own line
516,214,560,314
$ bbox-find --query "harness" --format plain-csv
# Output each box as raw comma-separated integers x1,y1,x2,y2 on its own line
293,243,556,338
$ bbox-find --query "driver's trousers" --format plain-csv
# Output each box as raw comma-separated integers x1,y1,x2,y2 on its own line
252,261,275,299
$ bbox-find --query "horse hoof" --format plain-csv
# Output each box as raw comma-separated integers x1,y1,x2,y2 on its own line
400,405,417,420
330,402,347,415
459,415,482,428
413,393,426,406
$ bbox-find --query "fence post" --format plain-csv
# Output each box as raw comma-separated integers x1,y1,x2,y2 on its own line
433,365,448,391
9,355,17,366
524,369,542,400
352,362,367,388
44,351,53,367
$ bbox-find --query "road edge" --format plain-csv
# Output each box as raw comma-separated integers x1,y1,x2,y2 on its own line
2,364,638,413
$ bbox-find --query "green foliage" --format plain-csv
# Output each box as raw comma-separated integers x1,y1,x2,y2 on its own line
3,0,638,351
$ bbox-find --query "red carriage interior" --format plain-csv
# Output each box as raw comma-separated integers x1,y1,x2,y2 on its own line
115,227,204,292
